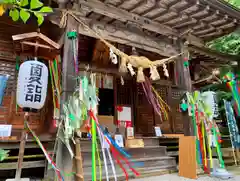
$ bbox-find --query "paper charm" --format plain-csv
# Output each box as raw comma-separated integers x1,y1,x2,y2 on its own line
127,63,135,76
180,103,188,112
121,76,124,85
110,48,118,64
183,61,189,67
163,63,169,77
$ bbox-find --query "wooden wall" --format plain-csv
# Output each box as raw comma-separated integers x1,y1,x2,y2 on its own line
78,34,186,135
0,16,60,135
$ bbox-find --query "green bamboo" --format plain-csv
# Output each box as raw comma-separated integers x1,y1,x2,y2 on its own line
5,154,45,160
92,118,97,181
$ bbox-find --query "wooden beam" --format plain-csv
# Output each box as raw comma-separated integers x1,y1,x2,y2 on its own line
78,0,178,37
12,32,61,49
187,45,237,62
21,41,54,49
50,14,178,57
79,20,178,57
192,75,213,84
0,160,45,170
185,34,205,48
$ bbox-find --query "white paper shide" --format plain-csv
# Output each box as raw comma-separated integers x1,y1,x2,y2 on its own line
17,60,48,110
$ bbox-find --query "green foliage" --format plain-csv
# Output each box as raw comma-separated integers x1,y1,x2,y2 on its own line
0,149,9,161
1,0,53,25
206,0,240,55
20,9,30,23
207,32,240,55
225,0,240,8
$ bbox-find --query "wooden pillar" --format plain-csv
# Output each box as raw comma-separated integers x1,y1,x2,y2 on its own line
56,14,78,181
175,40,193,136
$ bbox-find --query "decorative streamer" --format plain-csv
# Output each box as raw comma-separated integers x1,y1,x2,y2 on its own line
201,120,208,173
191,105,201,166
25,121,77,181
204,119,213,171
91,111,139,179
212,123,225,168
97,127,109,181
106,147,117,181
67,30,78,74
94,115,116,181
185,91,226,173
111,145,129,181
96,138,102,181
141,77,170,122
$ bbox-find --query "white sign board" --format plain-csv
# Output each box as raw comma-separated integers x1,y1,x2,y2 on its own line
0,124,12,137
117,106,131,122
17,60,48,110
127,127,134,138
154,127,162,137
114,134,124,148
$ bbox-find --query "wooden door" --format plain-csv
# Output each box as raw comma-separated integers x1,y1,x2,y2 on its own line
115,77,135,124
135,83,155,135
169,87,184,133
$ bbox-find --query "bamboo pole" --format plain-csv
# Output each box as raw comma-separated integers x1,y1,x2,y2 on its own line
75,139,84,181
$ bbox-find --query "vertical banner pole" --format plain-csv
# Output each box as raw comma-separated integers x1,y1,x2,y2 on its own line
92,117,97,181
15,113,29,180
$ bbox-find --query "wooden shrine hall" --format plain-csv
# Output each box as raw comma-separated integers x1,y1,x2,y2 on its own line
0,0,239,180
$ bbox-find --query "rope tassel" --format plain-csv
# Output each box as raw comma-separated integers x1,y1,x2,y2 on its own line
137,67,145,82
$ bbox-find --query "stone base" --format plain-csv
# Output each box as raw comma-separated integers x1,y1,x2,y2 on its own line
6,178,30,181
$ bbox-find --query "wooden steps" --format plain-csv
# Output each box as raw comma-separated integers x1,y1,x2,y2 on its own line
83,157,177,181
79,137,177,180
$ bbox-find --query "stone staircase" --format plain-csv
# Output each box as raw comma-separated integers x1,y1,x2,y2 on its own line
81,137,177,180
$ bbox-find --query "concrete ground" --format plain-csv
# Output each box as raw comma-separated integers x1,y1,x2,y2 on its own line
131,173,240,181
131,167,240,181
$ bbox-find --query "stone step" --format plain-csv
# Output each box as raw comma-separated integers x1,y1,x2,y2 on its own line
81,146,167,162
82,156,177,180
136,137,160,147
125,146,167,158
83,155,175,167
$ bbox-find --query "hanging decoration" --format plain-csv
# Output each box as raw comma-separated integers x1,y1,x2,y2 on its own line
67,30,78,74
61,71,140,181
141,77,170,122
201,91,219,121
110,48,118,64
0,74,9,106
16,60,48,110
182,91,233,177
224,100,240,148
60,12,182,83
224,100,240,166
49,57,61,124
163,63,169,77
222,72,240,116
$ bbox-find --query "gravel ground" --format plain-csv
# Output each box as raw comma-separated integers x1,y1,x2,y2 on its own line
131,173,240,181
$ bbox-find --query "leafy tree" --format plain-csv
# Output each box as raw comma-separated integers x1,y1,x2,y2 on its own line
206,0,240,55
0,0,53,25
225,0,240,8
